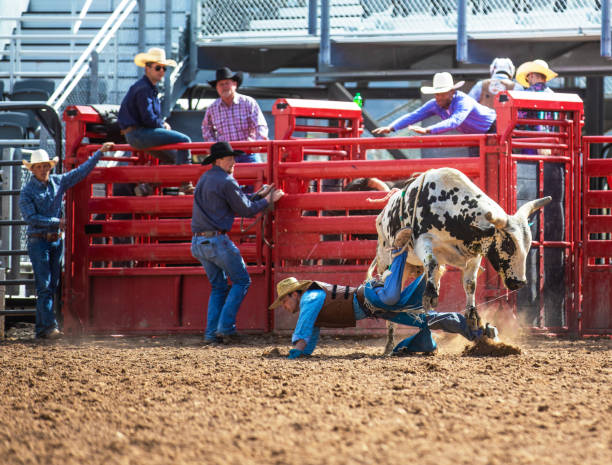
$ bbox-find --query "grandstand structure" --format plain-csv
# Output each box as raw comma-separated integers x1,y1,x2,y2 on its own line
0,0,612,328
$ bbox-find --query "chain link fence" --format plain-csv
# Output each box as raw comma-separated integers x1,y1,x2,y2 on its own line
200,0,603,38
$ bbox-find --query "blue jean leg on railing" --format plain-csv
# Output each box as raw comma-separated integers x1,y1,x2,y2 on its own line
126,127,191,164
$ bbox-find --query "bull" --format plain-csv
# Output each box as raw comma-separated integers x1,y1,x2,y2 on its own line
370,167,551,353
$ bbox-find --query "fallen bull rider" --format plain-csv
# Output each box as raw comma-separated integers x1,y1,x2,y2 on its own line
270,250,498,359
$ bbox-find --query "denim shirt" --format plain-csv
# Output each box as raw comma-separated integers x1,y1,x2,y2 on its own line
390,90,496,134
191,165,269,233
19,150,103,235
118,75,164,129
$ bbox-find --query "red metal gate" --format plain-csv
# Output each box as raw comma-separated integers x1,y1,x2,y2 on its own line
579,136,612,335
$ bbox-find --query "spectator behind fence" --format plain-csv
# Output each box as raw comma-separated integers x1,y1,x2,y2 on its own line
118,47,193,195
201,67,268,163
372,72,496,156
514,59,564,327
19,143,115,339
191,142,284,345
468,57,523,109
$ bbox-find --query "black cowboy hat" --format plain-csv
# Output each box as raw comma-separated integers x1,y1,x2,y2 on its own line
207,67,243,88
202,141,245,165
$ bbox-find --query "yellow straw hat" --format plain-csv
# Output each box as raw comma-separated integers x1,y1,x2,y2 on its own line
269,277,313,310
134,47,177,68
515,59,558,87
22,149,58,170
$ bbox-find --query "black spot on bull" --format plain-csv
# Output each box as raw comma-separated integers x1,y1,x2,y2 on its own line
461,196,479,209
486,241,511,275
501,234,516,255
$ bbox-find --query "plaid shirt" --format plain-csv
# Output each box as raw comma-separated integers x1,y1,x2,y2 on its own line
19,150,103,235
201,93,268,142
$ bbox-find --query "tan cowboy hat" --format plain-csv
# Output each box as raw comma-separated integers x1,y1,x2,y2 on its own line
421,72,465,94
269,277,313,310
22,149,58,170
134,47,177,68
516,59,558,87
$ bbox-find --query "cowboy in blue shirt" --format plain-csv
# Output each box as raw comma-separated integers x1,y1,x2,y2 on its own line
118,47,193,194
270,249,499,359
19,143,115,339
191,141,284,344
373,72,496,140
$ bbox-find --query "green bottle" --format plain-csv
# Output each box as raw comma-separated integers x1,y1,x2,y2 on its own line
353,92,363,108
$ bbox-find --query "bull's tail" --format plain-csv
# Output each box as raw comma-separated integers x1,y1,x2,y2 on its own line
367,256,378,280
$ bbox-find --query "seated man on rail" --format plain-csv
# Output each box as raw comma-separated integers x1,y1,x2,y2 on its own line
372,72,496,156
19,143,115,339
118,47,193,195
270,238,499,359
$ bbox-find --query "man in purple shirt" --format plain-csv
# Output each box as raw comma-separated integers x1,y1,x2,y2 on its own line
373,72,496,138
201,67,268,163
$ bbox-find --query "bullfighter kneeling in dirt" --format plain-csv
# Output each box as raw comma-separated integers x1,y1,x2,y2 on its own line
270,249,498,359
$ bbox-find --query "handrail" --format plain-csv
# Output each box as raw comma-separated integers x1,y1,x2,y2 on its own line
47,0,138,110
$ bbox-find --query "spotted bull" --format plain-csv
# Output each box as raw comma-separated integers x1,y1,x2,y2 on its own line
372,167,551,333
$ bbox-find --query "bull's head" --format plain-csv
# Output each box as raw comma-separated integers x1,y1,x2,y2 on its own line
485,196,552,290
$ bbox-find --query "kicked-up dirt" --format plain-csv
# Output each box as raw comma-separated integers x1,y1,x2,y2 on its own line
0,327,610,465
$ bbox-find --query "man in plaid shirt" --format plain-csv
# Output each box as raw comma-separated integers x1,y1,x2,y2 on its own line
201,67,268,163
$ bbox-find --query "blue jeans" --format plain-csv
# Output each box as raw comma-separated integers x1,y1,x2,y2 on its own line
126,127,191,164
27,236,63,337
191,234,251,339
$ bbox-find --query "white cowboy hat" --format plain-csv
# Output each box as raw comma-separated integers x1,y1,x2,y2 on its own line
269,277,313,310
134,47,177,68
515,59,558,87
22,149,58,170
421,72,465,94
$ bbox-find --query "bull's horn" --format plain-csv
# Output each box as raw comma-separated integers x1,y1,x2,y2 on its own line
515,196,552,219
485,211,507,229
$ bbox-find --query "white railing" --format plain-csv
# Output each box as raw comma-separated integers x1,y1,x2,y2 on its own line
48,0,138,110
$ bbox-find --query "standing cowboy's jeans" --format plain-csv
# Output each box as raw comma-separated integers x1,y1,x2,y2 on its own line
191,234,251,339
126,127,191,164
27,236,63,338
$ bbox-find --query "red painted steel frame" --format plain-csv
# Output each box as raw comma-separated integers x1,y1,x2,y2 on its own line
60,93,611,336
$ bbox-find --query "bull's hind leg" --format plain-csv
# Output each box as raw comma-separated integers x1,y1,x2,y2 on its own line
383,321,395,355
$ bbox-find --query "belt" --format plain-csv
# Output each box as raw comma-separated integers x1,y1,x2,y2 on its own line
194,230,226,237
120,126,138,135
355,285,372,317
29,232,62,241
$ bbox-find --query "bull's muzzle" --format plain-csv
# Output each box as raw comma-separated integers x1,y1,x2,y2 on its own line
505,277,526,290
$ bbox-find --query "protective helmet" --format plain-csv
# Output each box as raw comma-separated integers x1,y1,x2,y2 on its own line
490,58,515,79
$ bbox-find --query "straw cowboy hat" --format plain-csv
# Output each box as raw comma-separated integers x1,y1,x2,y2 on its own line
134,47,177,68
421,72,465,94
515,59,558,87
22,148,58,170
269,277,313,310
201,141,245,165
208,67,244,88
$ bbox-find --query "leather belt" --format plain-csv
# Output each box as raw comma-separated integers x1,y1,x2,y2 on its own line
355,285,372,317
194,230,226,237
120,126,137,135
29,232,62,241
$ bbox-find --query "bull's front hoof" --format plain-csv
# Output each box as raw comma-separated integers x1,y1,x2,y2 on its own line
465,306,483,332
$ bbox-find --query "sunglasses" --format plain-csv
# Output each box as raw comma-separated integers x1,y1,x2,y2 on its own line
149,65,167,72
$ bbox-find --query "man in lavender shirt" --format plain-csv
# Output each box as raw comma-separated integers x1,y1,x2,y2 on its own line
373,72,496,154
201,67,268,163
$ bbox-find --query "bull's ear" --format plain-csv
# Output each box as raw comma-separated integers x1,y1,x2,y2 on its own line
485,211,507,229
515,196,552,219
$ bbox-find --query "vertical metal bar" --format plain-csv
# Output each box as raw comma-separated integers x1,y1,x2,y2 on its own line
319,0,330,70
138,0,147,77
90,51,99,104
602,0,611,58
163,0,172,116
189,0,199,82
308,0,318,36
457,0,468,63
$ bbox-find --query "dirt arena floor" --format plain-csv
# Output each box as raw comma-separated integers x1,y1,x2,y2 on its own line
1,325,610,465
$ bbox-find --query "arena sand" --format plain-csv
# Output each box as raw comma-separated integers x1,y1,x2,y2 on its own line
0,326,610,465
